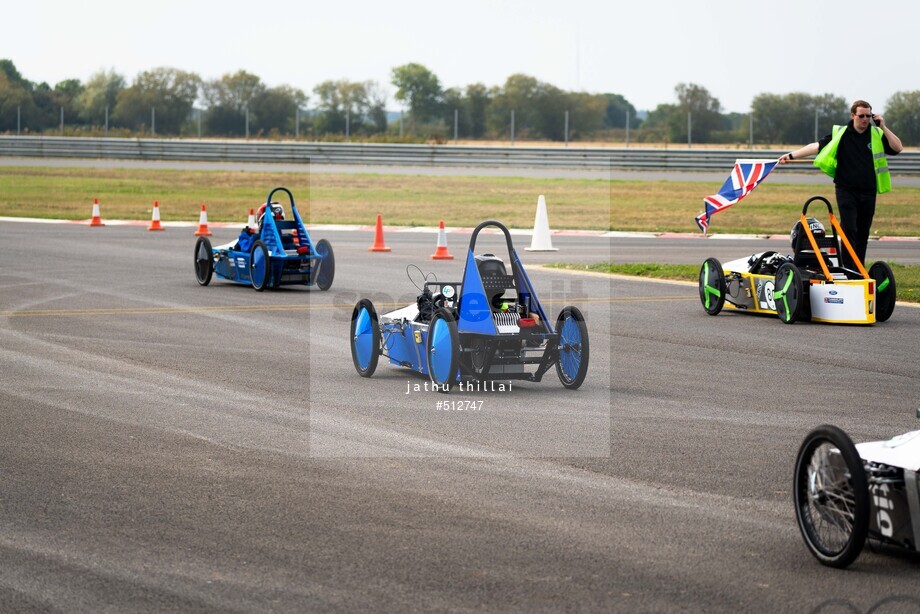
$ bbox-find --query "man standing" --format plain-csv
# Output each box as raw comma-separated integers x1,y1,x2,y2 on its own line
778,100,903,268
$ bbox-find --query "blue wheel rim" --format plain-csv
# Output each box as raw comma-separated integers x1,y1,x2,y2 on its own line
354,307,374,370
252,247,267,287
429,318,453,384
559,316,582,381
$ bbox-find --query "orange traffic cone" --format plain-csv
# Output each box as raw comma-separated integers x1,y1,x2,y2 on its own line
246,208,256,231
147,201,165,231
89,198,105,227
368,214,391,252
194,203,211,237
430,221,454,260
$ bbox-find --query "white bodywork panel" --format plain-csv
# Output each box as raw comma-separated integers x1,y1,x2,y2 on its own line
857,430,920,471
381,304,420,324
722,257,752,273
808,282,871,323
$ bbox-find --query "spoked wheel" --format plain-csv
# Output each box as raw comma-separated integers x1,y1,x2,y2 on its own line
555,306,589,390
350,299,380,377
793,425,869,568
869,261,896,322
194,236,213,286
698,258,726,315
250,240,271,291
774,262,804,324
312,239,335,291
427,308,459,392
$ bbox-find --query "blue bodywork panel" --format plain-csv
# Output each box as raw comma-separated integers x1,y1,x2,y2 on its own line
458,250,498,335
383,322,430,375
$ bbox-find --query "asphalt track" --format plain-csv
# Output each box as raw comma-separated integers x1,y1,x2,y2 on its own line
1,220,918,612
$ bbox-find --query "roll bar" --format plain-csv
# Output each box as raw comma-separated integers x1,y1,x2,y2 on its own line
266,186,296,209
468,220,515,256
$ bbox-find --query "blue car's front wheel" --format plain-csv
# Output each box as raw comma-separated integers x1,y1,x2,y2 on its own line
555,306,589,390
194,236,213,286
427,308,459,393
250,241,270,291
350,299,380,378
312,238,335,291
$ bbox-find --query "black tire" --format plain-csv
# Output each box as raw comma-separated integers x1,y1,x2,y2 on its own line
426,308,459,393
350,299,380,377
250,240,271,291
555,306,589,390
793,425,869,569
868,261,896,323
312,239,335,291
774,262,804,324
194,236,213,286
698,258,726,315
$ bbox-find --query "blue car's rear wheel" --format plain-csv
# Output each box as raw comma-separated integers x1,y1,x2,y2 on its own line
555,306,589,390
869,261,896,322
250,241,270,291
427,308,459,392
312,239,335,291
699,258,726,315
350,299,380,377
794,425,869,568
774,262,804,324
194,236,213,286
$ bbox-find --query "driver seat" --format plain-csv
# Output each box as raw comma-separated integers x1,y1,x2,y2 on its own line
476,254,516,311
791,221,839,270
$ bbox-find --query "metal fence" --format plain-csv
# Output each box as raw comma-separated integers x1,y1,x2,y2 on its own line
2,136,919,174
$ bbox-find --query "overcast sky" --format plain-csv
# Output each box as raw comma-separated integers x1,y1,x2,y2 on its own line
6,0,918,114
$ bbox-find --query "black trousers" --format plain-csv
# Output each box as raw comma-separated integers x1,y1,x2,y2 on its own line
835,185,876,269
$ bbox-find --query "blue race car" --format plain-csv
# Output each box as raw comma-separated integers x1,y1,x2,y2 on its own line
194,187,334,291
349,220,589,392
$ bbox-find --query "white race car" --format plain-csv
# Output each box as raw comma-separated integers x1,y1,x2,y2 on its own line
794,416,920,567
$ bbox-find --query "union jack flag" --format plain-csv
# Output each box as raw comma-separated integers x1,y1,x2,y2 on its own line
696,159,778,233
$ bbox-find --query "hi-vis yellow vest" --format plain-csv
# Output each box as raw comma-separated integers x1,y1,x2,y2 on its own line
814,125,891,193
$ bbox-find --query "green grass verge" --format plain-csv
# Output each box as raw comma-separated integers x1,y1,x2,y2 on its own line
546,261,920,304
1,165,920,235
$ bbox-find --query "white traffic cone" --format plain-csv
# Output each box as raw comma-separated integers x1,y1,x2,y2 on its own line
246,208,256,231
525,195,558,252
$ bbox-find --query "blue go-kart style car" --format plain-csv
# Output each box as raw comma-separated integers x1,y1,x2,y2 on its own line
349,220,589,392
194,187,334,291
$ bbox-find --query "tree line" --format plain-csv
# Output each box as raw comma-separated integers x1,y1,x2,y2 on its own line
1,59,918,145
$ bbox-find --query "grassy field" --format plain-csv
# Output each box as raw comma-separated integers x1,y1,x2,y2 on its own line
546,262,920,303
1,165,919,235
